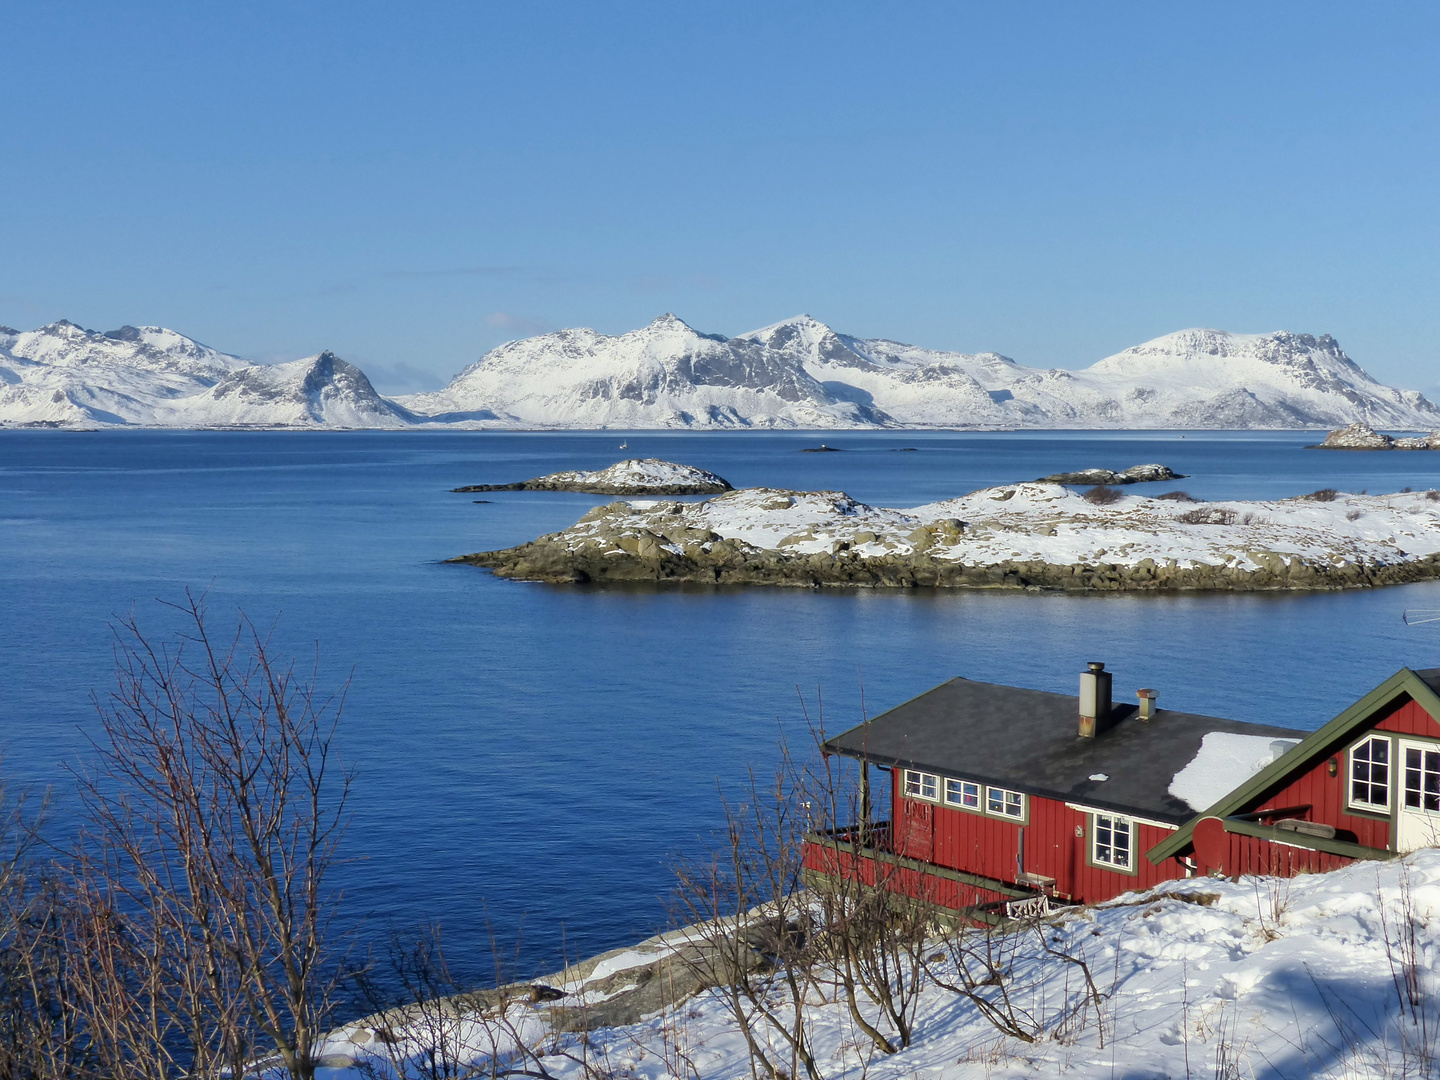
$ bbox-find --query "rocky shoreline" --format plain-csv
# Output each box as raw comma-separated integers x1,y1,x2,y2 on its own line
457,529,1440,592
453,483,1440,593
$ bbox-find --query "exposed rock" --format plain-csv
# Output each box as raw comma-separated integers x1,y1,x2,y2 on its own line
1312,424,1440,449
452,483,1440,593
453,458,733,495
1037,463,1185,485
1316,423,1395,449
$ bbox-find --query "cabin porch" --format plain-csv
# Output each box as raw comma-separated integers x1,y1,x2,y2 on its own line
800,822,1056,922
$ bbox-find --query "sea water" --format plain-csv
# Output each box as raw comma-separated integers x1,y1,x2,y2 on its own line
2,429,1439,978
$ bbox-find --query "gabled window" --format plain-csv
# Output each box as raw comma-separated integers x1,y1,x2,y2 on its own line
1349,734,1391,811
1092,813,1134,871
986,786,1025,819
945,778,981,810
903,770,938,801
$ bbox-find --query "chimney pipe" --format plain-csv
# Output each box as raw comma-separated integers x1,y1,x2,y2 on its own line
1078,662,1112,738
1137,688,1157,721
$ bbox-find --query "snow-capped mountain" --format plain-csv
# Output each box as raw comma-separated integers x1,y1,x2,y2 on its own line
0,320,248,426
0,322,410,428
176,352,414,428
404,314,1440,430
401,313,888,429
3,315,1436,430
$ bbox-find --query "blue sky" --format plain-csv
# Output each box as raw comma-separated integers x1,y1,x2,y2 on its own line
2,2,1437,393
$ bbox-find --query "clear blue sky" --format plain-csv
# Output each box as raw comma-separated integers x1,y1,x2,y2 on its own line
3,2,1437,393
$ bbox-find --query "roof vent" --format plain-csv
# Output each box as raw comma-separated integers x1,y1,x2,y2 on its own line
1137,688,1157,721
1079,662,1112,738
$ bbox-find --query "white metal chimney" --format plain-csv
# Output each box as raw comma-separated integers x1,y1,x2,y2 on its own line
1137,688,1158,721
1079,661,1112,738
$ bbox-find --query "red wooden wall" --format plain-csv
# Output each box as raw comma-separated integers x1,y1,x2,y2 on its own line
890,771,1189,903
1227,697,1440,851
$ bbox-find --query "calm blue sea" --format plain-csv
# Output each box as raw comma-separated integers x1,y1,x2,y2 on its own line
3,429,1440,978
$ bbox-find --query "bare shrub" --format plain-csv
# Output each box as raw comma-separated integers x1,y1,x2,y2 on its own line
1303,488,1340,502
0,782,89,1080
67,593,355,1080
1156,490,1198,502
1428,490,1440,502
1082,485,1122,505
670,746,823,1080
1177,508,1237,526
1347,509,1364,522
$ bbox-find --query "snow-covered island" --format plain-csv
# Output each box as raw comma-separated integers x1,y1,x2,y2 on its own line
455,482,1440,591
452,459,733,495
1314,422,1440,450
1034,463,1184,485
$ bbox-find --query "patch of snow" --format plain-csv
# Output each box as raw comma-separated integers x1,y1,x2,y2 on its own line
1170,732,1302,811
545,481,1440,577
313,851,1440,1080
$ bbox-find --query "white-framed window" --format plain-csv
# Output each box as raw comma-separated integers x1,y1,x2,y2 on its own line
903,769,939,801
986,786,1025,819
945,777,981,810
1403,744,1440,812
1350,734,1391,811
1092,813,1135,871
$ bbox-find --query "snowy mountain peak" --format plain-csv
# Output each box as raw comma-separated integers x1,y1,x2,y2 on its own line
643,312,697,334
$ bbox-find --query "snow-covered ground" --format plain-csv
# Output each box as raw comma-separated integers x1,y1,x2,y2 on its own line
314,851,1440,1079
542,483,1440,576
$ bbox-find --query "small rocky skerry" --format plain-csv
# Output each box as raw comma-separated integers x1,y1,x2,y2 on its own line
455,482,1440,592
452,458,733,495
1312,422,1440,450
1035,463,1184,485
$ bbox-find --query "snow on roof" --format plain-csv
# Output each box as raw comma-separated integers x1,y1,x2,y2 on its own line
1169,732,1301,812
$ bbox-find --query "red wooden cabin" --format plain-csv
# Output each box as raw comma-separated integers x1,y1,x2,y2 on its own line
803,663,1440,915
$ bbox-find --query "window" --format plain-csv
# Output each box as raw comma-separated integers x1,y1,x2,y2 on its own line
1403,745,1440,812
986,786,1024,819
1092,813,1134,870
1350,735,1390,810
903,770,938,801
945,778,981,810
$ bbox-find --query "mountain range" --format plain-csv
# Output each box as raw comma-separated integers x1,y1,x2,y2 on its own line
3,315,1436,431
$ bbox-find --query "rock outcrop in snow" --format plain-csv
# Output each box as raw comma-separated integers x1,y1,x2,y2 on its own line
457,483,1440,591
453,459,733,495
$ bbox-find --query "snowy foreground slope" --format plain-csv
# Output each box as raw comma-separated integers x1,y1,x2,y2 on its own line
404,314,1440,430
5,315,1436,430
461,483,1440,591
315,852,1440,1080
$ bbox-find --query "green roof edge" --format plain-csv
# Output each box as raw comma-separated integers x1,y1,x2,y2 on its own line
1146,667,1440,865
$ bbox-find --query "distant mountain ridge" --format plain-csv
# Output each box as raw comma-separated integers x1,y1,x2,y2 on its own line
2,315,1436,430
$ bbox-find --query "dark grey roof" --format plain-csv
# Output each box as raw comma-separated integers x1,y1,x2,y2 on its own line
1418,668,1440,697
824,677,1307,823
